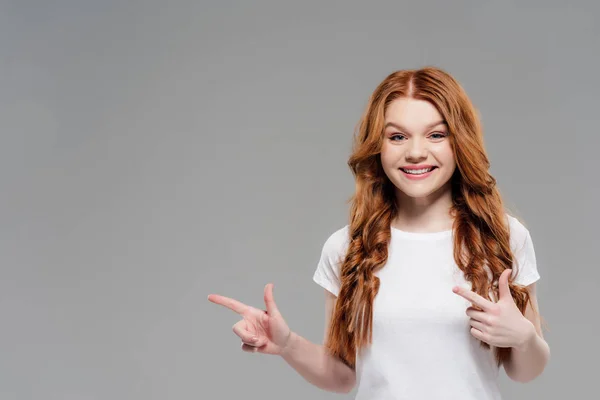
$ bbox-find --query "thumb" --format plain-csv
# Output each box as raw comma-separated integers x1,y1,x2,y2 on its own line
499,269,512,300
264,283,281,317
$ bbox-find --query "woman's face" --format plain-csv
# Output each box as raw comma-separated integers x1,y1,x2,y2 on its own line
381,97,456,201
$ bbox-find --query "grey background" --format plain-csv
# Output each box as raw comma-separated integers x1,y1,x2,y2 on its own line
1,1,597,399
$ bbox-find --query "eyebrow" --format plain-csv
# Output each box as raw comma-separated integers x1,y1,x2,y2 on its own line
384,120,447,132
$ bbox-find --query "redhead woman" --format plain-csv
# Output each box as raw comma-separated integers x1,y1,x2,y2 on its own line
208,66,550,399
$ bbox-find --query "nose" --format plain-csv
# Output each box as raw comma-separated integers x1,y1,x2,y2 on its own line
406,137,428,161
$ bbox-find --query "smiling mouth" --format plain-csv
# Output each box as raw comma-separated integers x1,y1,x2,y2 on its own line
399,166,438,175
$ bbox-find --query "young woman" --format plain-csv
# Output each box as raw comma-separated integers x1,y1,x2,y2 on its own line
208,66,550,399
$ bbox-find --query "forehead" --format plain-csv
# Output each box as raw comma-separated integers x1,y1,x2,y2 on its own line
384,98,444,126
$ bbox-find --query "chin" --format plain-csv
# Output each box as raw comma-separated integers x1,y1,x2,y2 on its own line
392,179,449,199
400,189,438,199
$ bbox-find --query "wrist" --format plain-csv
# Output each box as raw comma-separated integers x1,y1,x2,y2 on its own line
279,330,296,357
514,321,537,352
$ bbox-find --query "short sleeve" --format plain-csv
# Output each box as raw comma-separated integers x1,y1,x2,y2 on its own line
312,225,350,296
508,216,541,287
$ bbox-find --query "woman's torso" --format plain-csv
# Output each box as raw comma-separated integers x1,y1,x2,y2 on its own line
353,226,501,400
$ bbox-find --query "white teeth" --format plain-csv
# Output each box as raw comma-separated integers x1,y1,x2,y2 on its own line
402,167,433,175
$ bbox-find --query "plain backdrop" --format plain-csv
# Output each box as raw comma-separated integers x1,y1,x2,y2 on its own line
1,1,598,399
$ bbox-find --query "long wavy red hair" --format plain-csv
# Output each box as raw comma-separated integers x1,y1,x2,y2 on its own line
325,66,537,369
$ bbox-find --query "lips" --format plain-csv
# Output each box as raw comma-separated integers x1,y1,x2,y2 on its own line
399,166,438,180
399,166,438,173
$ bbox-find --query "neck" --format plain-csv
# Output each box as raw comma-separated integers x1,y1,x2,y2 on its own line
393,182,454,233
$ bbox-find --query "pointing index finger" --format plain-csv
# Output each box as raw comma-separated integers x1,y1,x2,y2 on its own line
452,286,493,311
208,294,249,314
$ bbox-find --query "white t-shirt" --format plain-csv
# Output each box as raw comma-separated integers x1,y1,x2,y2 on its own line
313,214,540,400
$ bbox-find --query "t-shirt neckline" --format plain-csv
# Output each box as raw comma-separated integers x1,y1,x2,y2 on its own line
390,226,453,240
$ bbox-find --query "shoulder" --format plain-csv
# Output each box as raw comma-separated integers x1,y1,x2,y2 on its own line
504,213,540,285
505,213,531,248
313,225,351,294
321,224,351,256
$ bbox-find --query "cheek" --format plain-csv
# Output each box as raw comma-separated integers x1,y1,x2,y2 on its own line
379,145,396,170
435,145,455,166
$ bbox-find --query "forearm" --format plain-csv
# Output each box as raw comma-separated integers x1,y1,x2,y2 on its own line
280,331,356,393
505,332,550,383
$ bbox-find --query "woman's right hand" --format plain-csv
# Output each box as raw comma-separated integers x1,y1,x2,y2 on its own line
207,283,292,355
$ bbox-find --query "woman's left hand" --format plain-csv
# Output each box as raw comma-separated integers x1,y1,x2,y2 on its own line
452,269,536,350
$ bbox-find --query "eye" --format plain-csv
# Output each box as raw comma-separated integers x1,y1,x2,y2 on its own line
390,133,406,141
430,132,448,139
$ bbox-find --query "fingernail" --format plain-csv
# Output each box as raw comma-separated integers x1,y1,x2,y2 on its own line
251,336,258,342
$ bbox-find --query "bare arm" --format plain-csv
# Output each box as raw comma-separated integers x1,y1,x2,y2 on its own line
504,283,551,382
279,290,356,393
